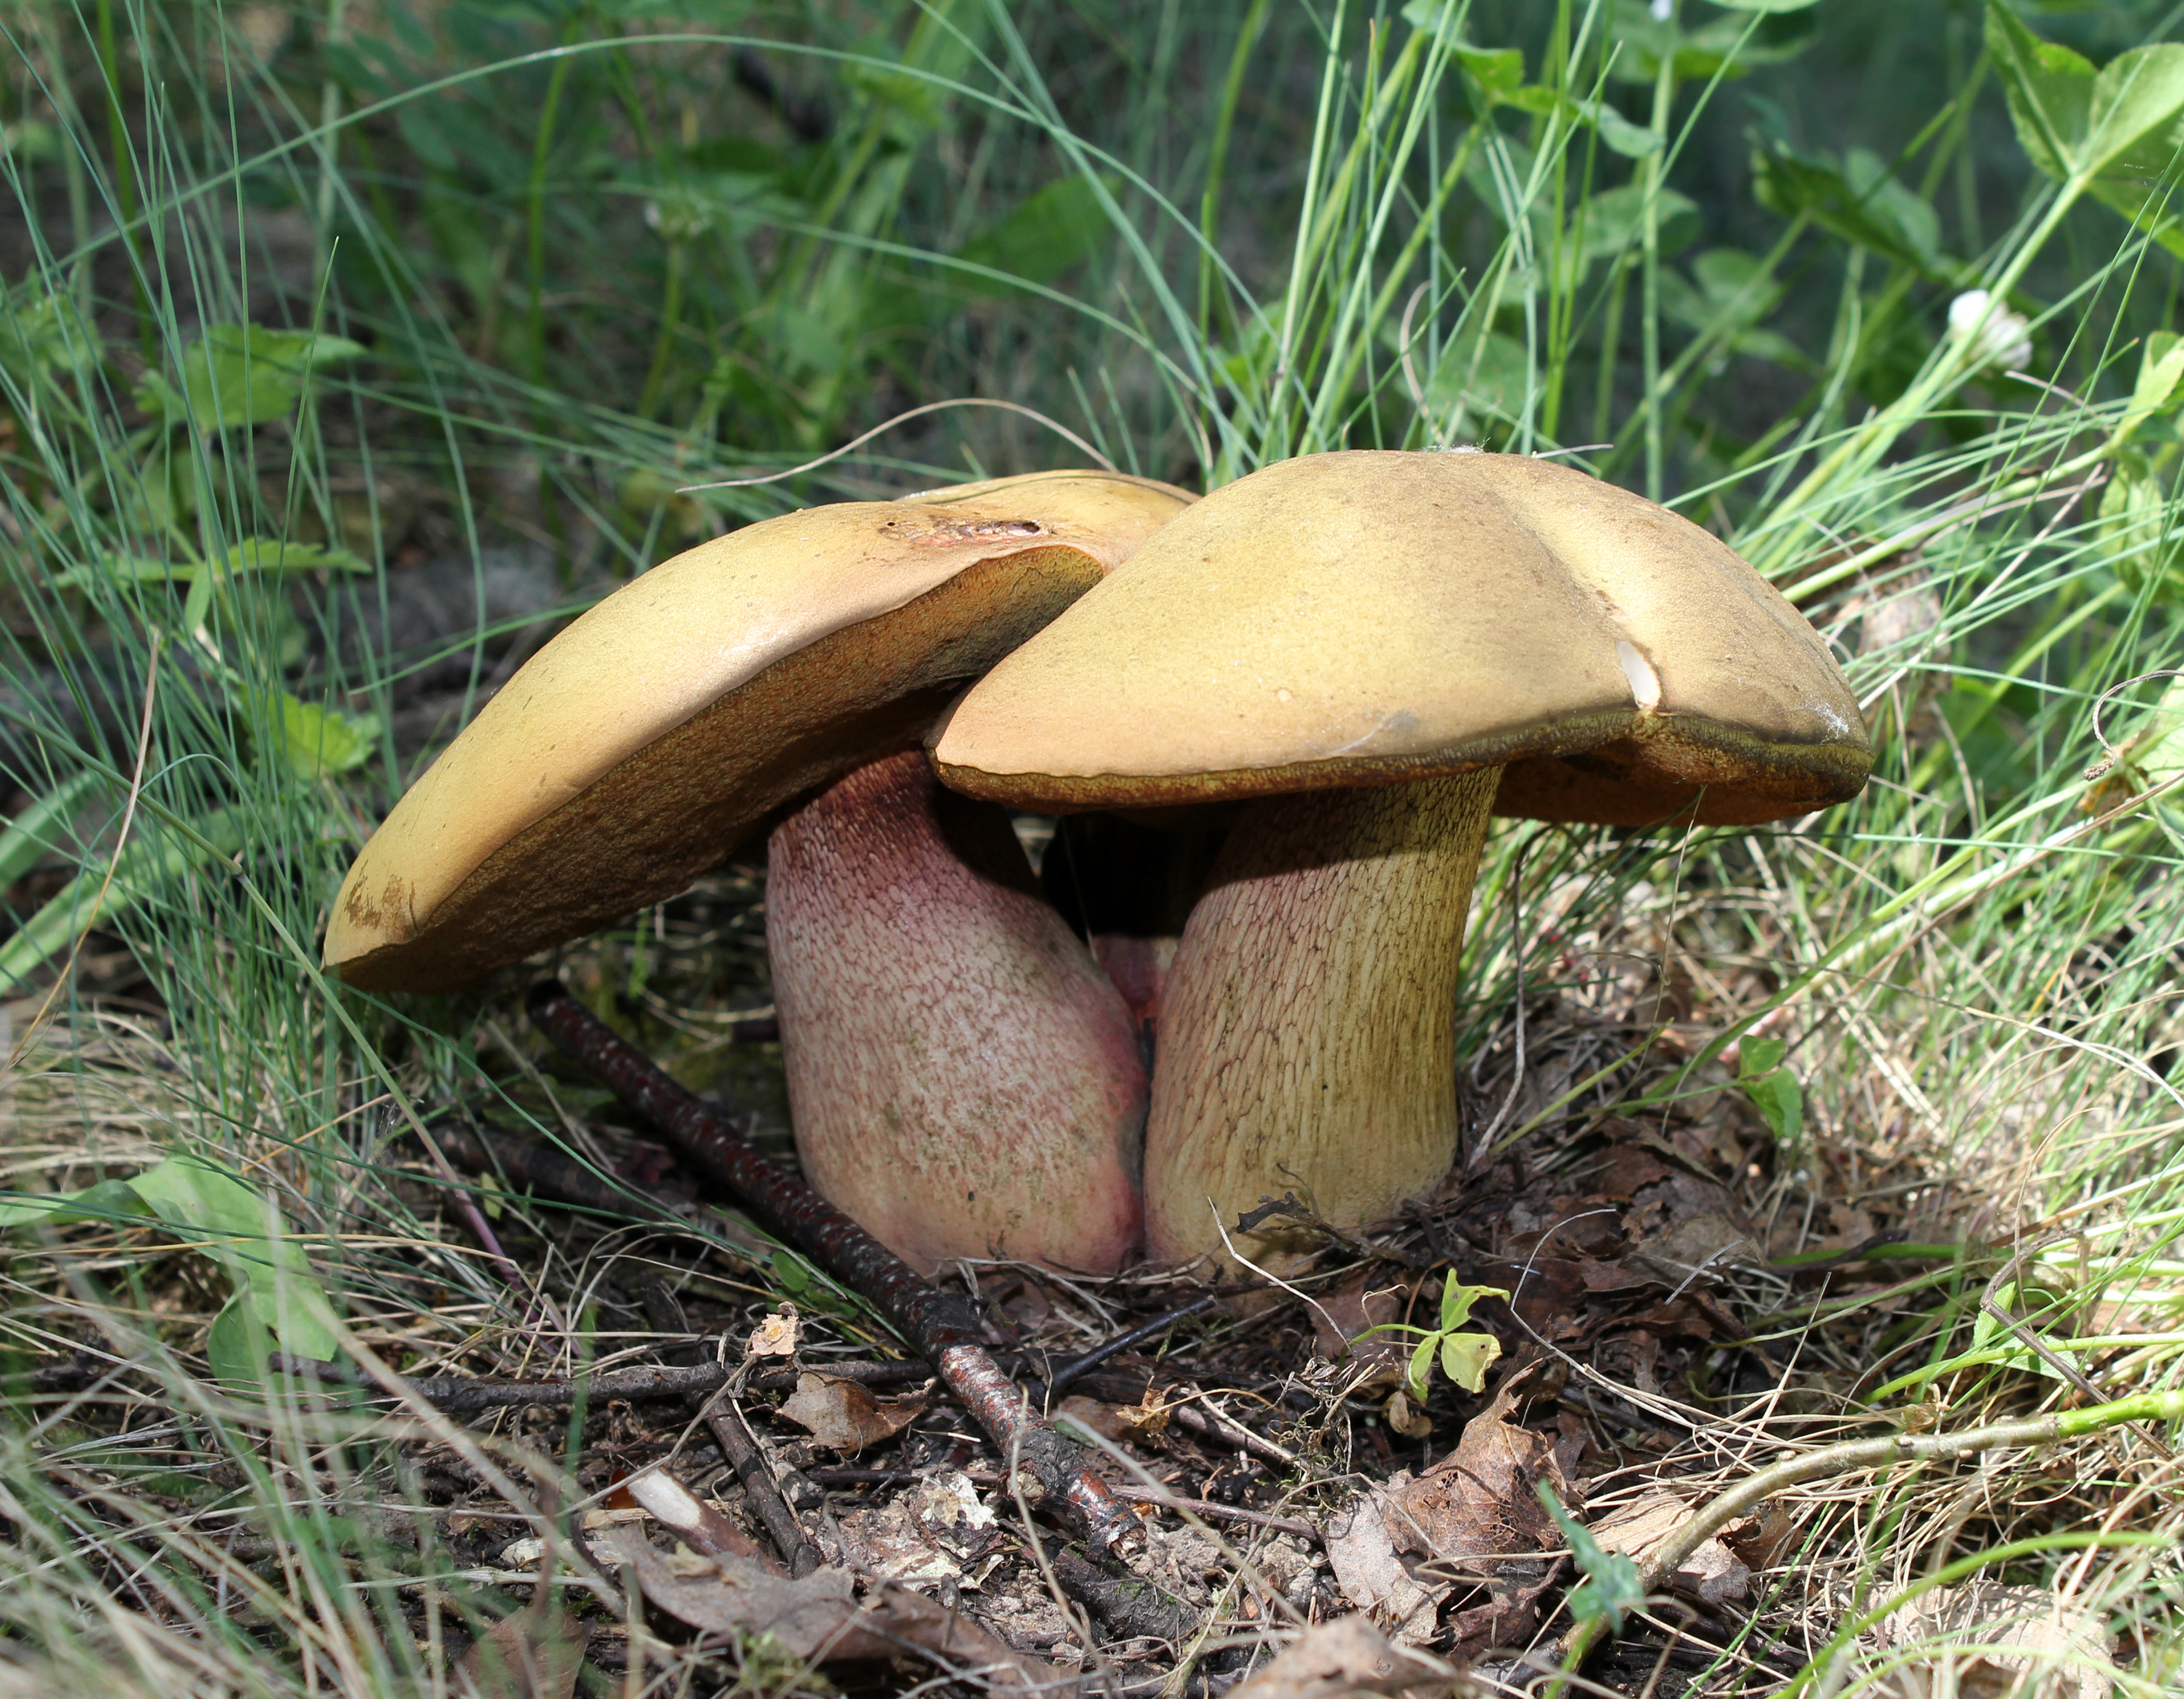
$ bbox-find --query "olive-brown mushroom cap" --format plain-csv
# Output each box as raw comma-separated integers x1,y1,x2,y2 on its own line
326,470,1193,993
931,451,1869,825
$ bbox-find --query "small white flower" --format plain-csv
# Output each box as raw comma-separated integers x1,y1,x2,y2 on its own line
1947,289,2032,373
1650,0,1673,18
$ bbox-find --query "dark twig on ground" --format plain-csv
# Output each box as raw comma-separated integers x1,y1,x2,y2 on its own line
700,1388,824,1576
428,1119,690,1225
525,979,1142,1558
1050,1547,1198,1645
1044,1295,1219,1401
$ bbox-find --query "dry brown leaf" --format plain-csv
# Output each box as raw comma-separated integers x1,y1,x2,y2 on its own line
1061,1390,1170,1444
1589,1490,1750,1606
1385,1389,1434,1440
1323,1485,1445,1646
777,1371,928,1453
613,1532,1065,1694
1225,1615,1469,1699
746,1306,801,1359
453,1603,586,1699
1875,1582,2115,1699
1395,1388,1569,1562
1625,1211,1762,1289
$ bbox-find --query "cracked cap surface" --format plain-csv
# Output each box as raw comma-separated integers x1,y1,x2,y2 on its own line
930,450,1870,825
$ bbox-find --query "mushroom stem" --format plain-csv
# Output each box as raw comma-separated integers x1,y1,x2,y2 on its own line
767,751,1147,1275
1142,767,1502,1271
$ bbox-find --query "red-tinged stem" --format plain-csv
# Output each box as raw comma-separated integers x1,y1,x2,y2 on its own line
767,752,1145,1274
524,979,1142,1558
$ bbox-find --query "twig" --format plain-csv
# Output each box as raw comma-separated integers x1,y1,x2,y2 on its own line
1548,1386,2184,1684
1046,1295,1218,1400
1108,1488,1319,1542
525,979,1142,1559
698,1380,824,1577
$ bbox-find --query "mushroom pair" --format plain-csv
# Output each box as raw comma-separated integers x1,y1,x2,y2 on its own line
328,451,1870,1278
326,469,1191,1272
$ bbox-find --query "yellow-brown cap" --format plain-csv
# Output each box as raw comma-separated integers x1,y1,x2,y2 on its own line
325,470,1194,993
931,451,1869,826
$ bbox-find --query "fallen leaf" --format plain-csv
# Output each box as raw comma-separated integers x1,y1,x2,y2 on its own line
1588,1490,1750,1606
1723,1502,1799,1572
1395,1388,1569,1563
1625,1211,1762,1289
777,1371,928,1453
1058,1391,1169,1444
613,1532,1066,1694
1875,1582,2115,1699
1224,1615,1468,1699
1587,1144,1672,1200
454,1603,586,1699
1384,1388,1434,1440
836,1499,962,1587
1323,1484,1444,1646
747,1306,801,1359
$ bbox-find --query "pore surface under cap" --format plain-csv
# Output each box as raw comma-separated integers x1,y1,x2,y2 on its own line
327,470,1191,991
932,451,1868,825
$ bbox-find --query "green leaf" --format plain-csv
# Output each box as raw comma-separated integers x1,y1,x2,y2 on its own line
206,1295,266,1383
1986,4,2184,252
1589,101,1662,158
2112,332,2184,450
1738,1037,1788,1079
1437,1330,1502,1394
0,808,246,998
0,770,103,891
1427,331,1536,426
1565,185,1699,273
1659,249,1807,369
1751,139,1950,276
1745,1068,1805,1146
219,538,372,576
0,1177,147,1232
1608,0,1817,83
0,283,100,383
250,691,380,780
135,325,366,431
1539,1484,1646,1632
2097,459,2180,602
1437,1275,1507,1334
1407,1333,1437,1403
124,1155,339,1362
61,538,370,593
772,1250,812,1293
0,1157,336,1366
953,175,1116,293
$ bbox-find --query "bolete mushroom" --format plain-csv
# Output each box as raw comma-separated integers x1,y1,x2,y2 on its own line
326,468,1192,1272
931,450,1871,1271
